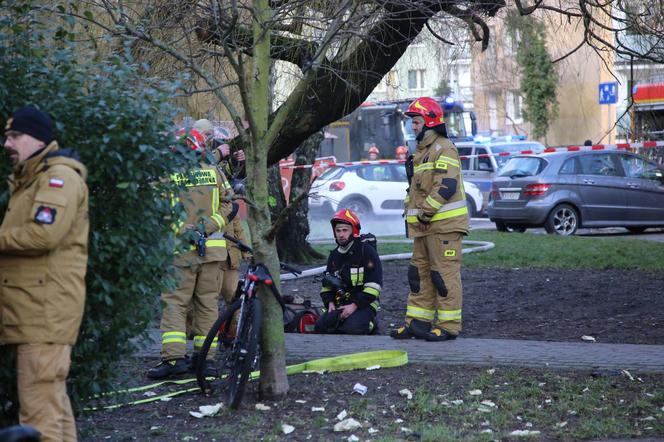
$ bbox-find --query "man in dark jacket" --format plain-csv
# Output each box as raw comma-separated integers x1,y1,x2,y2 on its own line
315,209,382,335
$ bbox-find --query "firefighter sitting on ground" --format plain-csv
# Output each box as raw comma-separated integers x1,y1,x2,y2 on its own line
315,209,382,335
147,128,237,379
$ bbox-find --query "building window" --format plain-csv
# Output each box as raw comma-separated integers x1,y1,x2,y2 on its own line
622,1,663,36
506,91,523,123
489,92,498,131
449,64,472,102
374,76,387,93
486,26,496,64
408,69,426,91
386,70,399,89
504,29,520,55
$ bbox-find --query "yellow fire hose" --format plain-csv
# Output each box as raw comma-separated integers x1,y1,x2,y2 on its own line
87,349,408,410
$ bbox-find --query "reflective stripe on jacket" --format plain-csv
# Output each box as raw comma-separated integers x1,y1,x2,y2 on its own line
405,130,469,237
320,239,383,311
171,162,233,265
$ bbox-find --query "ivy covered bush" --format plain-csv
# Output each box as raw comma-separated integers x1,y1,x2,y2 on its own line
0,2,195,422
506,11,559,140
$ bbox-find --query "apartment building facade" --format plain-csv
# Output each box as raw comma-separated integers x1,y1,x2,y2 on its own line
367,23,473,107
471,9,618,146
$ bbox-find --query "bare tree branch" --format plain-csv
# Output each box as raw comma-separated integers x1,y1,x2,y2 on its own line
426,21,455,45
264,182,311,242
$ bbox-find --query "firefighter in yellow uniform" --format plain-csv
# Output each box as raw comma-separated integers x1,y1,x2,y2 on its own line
208,123,250,306
220,217,250,305
186,119,249,341
1,107,89,441
147,129,236,379
391,97,469,341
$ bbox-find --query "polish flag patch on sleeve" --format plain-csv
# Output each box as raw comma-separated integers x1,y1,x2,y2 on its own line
49,178,64,188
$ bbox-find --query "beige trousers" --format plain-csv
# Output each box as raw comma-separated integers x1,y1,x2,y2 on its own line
405,232,463,334
186,258,241,343
220,259,239,305
160,261,224,360
17,343,77,442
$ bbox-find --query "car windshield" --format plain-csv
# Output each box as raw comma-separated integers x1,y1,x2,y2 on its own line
498,157,546,177
492,143,545,168
316,166,345,181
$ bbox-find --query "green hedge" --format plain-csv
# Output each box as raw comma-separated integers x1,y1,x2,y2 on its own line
0,3,196,422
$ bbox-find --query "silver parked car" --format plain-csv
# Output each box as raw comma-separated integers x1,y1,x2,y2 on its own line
487,150,664,235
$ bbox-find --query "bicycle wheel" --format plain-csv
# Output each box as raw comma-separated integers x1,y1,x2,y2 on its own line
196,298,242,394
228,297,261,409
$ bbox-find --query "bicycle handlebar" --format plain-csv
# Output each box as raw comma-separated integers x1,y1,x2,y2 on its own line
223,233,302,276
223,232,253,254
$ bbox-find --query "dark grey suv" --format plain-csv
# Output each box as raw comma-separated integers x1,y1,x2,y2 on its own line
487,150,664,235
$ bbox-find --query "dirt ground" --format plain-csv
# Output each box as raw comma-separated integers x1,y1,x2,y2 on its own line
281,263,664,345
76,265,664,441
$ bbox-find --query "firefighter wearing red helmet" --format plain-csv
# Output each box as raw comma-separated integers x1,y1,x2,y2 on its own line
176,127,206,151
395,145,408,160
367,145,380,160
391,97,469,342
148,127,238,379
315,209,383,334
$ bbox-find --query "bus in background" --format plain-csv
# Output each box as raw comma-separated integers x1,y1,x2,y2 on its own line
318,96,477,162
393,96,477,151
632,82,664,164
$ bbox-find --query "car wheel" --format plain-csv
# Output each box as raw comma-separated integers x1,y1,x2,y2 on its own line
544,204,578,236
495,220,526,233
339,197,372,216
466,197,477,218
626,227,647,234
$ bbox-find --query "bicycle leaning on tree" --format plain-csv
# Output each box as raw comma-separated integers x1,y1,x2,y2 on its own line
195,233,301,409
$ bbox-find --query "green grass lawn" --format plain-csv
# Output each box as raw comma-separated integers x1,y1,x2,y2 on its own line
80,363,664,441
312,231,664,270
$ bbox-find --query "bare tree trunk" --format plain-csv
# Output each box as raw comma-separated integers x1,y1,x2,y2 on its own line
275,131,325,263
246,0,289,400
267,164,287,234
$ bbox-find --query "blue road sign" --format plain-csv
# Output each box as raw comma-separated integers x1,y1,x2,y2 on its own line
599,82,618,105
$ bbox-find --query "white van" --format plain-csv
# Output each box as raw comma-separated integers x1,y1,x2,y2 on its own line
456,139,545,212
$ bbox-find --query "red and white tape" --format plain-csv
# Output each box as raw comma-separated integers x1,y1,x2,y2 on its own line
279,140,664,169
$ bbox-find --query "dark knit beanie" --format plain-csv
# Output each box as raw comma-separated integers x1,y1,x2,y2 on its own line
5,106,54,144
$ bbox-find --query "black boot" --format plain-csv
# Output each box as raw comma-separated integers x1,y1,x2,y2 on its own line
391,319,433,340
390,325,415,339
188,353,198,372
425,327,457,342
147,358,188,380
408,319,432,339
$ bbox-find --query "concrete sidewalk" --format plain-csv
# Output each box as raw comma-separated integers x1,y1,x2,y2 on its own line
139,330,664,373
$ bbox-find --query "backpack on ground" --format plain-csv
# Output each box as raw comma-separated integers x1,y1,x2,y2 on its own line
283,299,321,334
